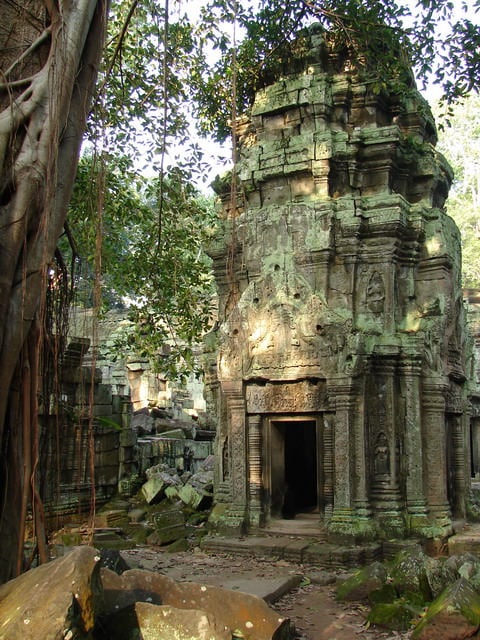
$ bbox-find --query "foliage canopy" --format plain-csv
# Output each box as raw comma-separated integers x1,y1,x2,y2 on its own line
69,0,480,378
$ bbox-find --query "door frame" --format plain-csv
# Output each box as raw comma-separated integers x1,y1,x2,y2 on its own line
263,415,323,520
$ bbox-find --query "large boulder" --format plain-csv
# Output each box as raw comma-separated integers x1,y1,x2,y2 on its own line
0,546,101,640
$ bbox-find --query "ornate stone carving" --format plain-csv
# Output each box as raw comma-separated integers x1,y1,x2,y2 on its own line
246,380,327,414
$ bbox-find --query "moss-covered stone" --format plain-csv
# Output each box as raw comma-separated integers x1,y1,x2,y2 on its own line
207,502,229,530
368,599,420,631
368,583,398,605
165,537,189,552
336,561,387,602
389,547,432,601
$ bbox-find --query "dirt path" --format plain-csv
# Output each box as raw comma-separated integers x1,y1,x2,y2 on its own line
121,546,412,640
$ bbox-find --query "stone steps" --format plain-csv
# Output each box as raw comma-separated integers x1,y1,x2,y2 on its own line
201,534,382,569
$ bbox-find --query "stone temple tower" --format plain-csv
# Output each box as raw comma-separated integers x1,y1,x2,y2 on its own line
206,25,470,542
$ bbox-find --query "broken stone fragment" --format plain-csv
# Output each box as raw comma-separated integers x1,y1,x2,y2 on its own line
0,546,101,639
101,568,292,640
144,505,187,545
141,470,181,504
412,578,480,640
177,482,213,510
368,598,420,631
135,601,231,640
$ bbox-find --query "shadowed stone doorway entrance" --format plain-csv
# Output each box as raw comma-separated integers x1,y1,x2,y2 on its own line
267,417,322,522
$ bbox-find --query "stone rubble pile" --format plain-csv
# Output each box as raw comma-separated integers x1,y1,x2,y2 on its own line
0,546,292,640
337,545,480,639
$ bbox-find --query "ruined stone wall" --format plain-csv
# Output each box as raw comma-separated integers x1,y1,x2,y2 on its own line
207,26,471,540
41,308,212,521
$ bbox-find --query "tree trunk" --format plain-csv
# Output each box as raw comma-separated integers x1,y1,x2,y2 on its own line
0,0,107,583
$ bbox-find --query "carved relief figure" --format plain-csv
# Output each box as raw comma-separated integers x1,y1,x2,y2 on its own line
366,271,385,314
374,432,390,476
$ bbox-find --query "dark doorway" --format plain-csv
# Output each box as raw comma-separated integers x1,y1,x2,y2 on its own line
271,419,318,518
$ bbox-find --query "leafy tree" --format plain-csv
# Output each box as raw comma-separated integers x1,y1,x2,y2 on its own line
436,94,480,288
190,0,480,141
66,153,217,378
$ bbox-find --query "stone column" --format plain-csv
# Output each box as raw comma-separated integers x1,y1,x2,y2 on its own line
322,413,335,520
422,380,452,532
352,387,373,528
247,414,263,528
327,379,373,539
399,355,429,532
222,380,248,533
450,410,468,519
369,355,404,537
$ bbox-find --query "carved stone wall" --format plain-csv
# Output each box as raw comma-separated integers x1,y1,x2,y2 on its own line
207,26,470,540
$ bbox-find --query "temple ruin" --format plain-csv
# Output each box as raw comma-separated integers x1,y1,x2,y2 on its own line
206,26,472,542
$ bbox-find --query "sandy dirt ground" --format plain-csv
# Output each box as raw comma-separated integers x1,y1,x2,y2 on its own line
121,546,413,640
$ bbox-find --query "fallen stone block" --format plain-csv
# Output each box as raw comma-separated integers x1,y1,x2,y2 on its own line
101,568,292,640
142,471,181,504
390,546,432,601
412,578,480,640
0,546,101,639
177,483,212,510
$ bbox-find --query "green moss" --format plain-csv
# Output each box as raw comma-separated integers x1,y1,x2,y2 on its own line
368,599,419,631
337,562,387,602
327,517,377,542
165,537,189,552
368,583,397,605
61,533,83,546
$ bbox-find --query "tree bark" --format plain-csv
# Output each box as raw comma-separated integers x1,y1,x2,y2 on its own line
0,0,108,583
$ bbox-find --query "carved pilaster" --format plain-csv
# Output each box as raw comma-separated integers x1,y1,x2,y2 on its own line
399,355,429,532
422,381,452,532
322,413,334,520
327,379,375,540
450,412,468,519
247,414,263,528
222,380,248,533
368,354,405,537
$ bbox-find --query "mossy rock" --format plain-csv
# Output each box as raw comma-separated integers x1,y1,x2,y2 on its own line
207,503,229,529
424,556,457,599
368,599,419,631
413,578,480,640
389,546,432,601
187,511,209,526
165,537,189,552
337,561,387,602
368,582,397,605
124,523,153,545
